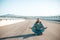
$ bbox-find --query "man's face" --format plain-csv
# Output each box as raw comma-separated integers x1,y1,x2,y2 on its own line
37,18,40,22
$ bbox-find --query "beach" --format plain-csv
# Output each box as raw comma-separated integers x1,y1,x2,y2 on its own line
0,20,60,40
0,19,25,26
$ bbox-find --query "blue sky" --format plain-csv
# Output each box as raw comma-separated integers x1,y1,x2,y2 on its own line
0,0,60,16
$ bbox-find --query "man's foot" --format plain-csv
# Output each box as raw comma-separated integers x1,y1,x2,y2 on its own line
35,32,43,35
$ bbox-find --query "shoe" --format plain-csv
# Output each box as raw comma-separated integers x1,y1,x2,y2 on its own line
35,32,43,35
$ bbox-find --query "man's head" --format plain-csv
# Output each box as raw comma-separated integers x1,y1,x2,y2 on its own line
37,18,41,22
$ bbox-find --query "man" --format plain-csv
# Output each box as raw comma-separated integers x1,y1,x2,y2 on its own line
31,18,47,35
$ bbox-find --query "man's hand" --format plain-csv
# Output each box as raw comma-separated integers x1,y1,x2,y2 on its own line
45,27,48,29
46,27,48,29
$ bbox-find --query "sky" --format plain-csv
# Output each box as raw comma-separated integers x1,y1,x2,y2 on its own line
0,0,60,16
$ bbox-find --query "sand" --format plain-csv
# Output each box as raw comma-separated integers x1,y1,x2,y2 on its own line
0,20,60,40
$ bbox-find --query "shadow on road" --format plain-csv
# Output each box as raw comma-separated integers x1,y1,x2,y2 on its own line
0,33,42,40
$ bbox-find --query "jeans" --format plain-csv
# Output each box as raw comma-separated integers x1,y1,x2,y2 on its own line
32,27,45,35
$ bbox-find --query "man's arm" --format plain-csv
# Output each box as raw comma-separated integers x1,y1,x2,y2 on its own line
39,22,48,29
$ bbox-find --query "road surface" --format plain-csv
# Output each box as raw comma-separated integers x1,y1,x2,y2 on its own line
0,20,60,40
